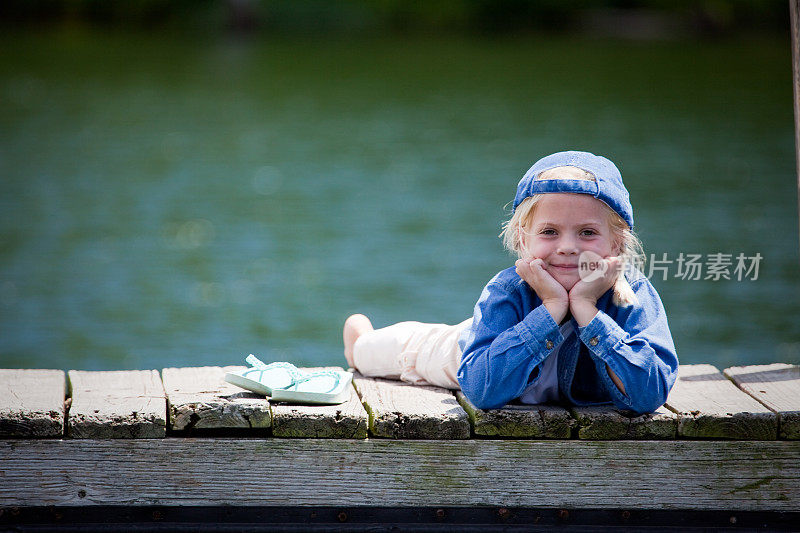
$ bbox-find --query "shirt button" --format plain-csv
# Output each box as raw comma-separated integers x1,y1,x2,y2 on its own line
545,340,554,350
589,337,599,346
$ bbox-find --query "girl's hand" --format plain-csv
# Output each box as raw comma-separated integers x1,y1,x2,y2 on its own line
516,257,569,323
569,256,621,327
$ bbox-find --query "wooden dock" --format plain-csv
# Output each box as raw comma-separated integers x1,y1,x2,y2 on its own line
1,362,799,529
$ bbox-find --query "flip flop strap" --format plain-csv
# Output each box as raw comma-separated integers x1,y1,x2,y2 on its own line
286,370,342,393
245,354,305,382
245,355,342,392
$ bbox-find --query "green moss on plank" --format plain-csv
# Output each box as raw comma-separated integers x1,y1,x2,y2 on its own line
456,392,572,438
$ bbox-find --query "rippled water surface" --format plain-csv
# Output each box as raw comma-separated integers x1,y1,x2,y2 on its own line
1,30,798,371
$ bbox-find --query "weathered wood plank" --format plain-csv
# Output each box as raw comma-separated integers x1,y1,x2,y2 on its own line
67,370,166,438
270,367,367,438
571,405,677,440
0,369,65,437
724,363,800,440
456,392,572,438
665,364,777,440
352,372,469,439
1,439,798,510
162,366,271,432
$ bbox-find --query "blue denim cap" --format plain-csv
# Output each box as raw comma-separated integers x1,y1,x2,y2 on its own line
513,150,634,229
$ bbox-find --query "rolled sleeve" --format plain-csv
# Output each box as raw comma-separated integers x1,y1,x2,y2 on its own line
578,311,630,405
517,304,564,356
577,278,678,414
457,277,563,410
579,311,626,353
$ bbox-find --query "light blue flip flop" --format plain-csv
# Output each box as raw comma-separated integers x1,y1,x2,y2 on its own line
270,370,353,405
224,354,305,396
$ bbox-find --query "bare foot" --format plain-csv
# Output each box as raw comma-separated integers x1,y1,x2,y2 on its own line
343,314,373,368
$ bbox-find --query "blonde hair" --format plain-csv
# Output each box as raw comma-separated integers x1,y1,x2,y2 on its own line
500,166,644,307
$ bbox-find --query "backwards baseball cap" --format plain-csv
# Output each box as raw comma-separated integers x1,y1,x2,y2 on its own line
513,150,634,229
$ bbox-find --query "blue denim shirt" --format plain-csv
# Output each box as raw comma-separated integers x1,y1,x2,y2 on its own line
456,266,678,414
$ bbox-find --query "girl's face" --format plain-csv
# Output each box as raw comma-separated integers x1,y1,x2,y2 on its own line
520,193,619,291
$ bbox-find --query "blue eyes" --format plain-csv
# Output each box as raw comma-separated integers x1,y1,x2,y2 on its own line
538,229,597,236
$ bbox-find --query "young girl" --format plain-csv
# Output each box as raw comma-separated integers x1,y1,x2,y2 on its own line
343,150,678,414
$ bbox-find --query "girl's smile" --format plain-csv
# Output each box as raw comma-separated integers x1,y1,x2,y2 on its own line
520,193,617,291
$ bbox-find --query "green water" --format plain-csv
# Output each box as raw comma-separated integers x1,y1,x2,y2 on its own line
1,29,798,371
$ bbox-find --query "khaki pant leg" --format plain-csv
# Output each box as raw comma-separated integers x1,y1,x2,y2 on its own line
352,321,418,379
408,318,471,390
